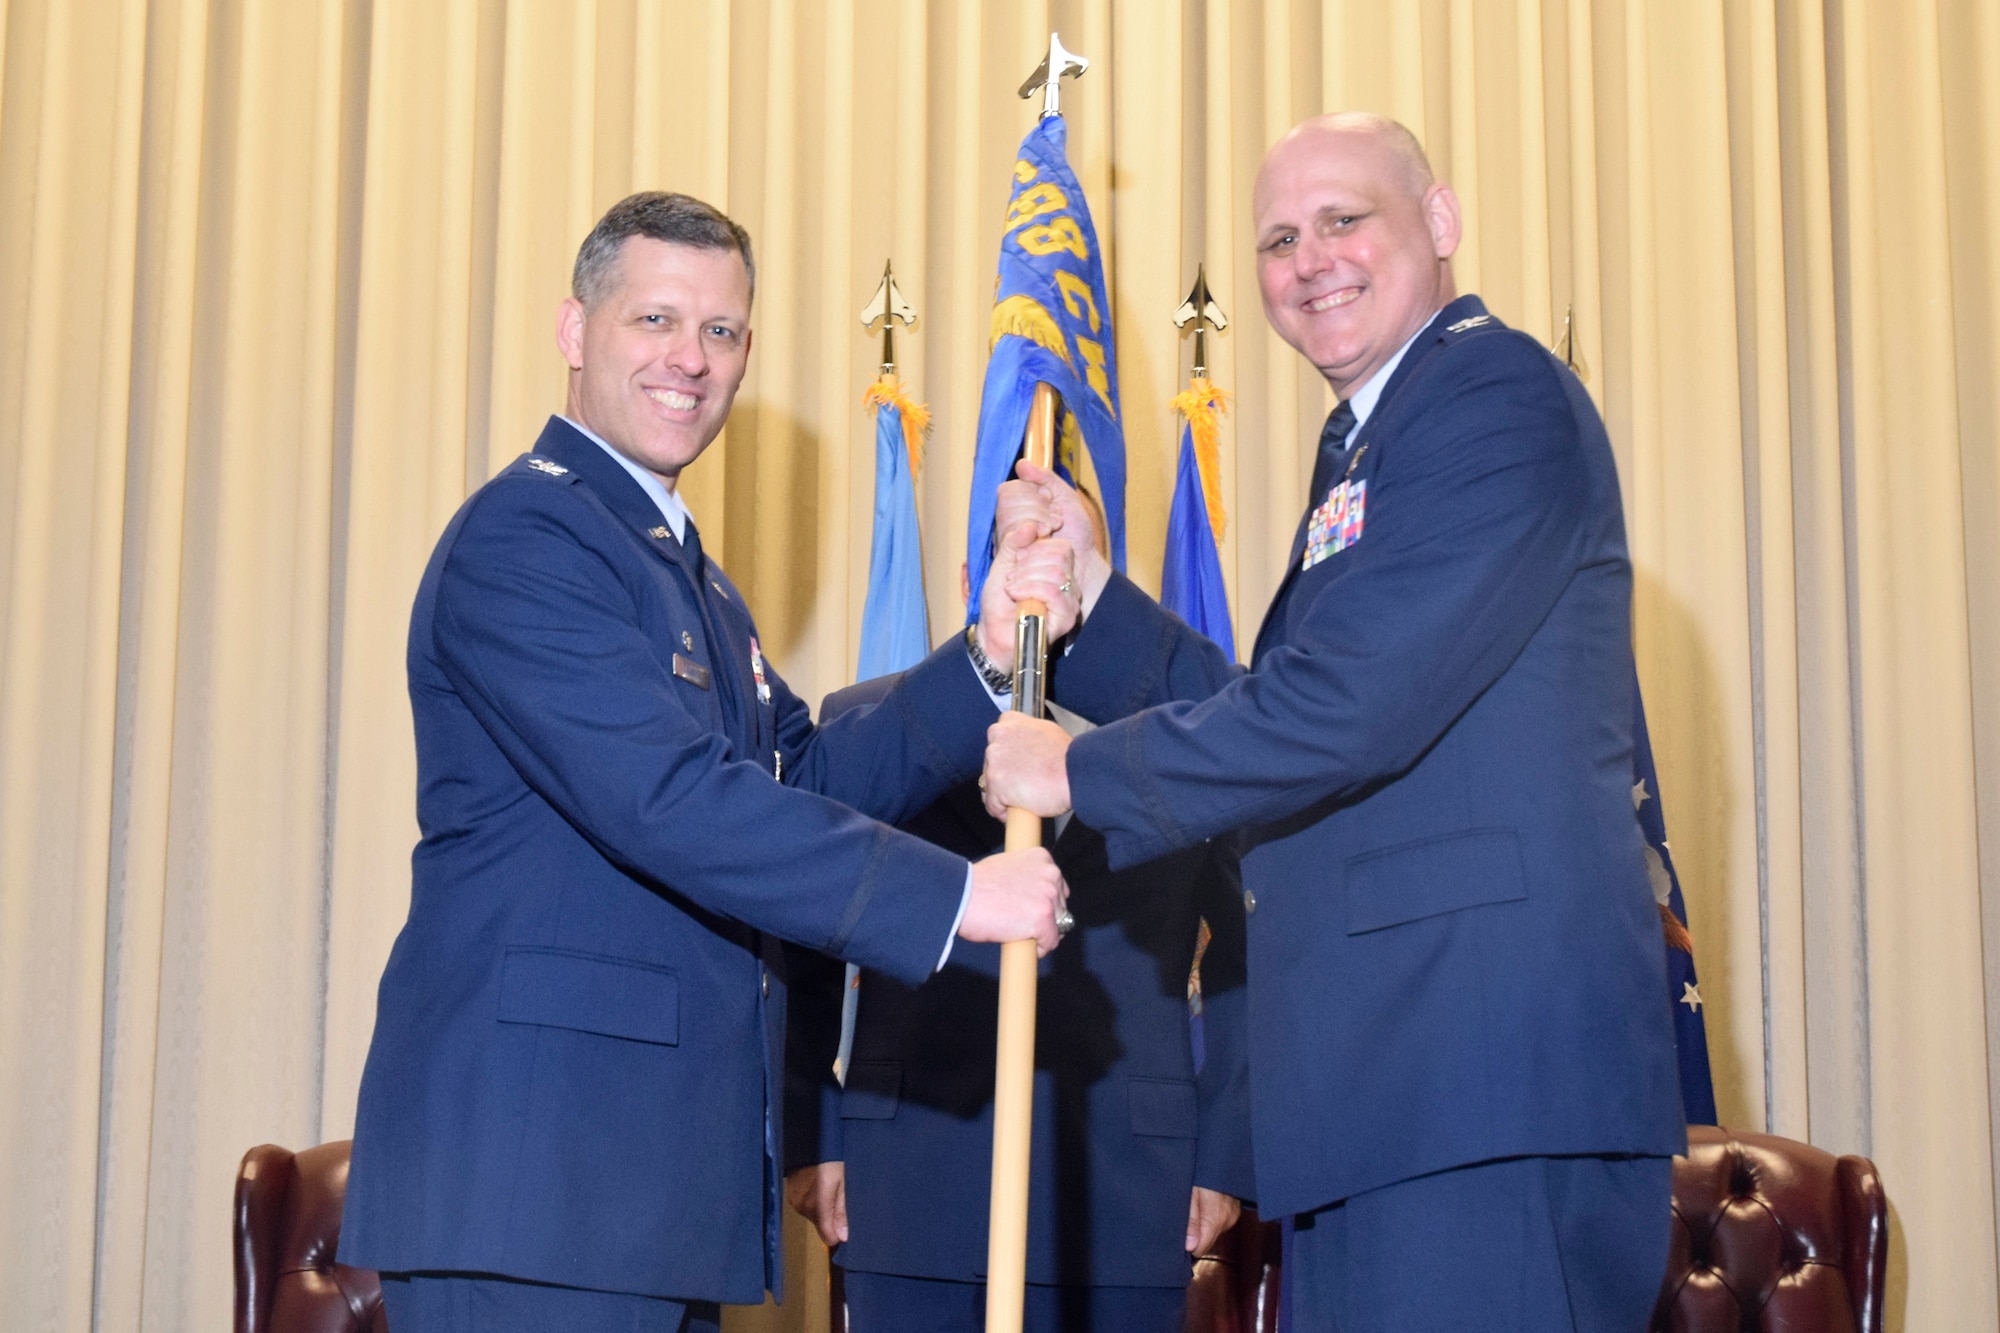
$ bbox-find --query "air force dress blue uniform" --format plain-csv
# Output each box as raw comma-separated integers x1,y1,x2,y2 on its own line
343,417,994,1321
1048,298,1686,1328
786,682,1255,1331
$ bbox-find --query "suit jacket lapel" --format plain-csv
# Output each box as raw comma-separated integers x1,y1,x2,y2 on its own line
534,418,753,744
1248,297,1491,664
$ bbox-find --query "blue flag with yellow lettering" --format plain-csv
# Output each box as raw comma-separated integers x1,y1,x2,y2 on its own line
964,115,1124,617
1633,681,1718,1124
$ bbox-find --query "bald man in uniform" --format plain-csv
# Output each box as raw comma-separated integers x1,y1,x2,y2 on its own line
983,115,1684,1331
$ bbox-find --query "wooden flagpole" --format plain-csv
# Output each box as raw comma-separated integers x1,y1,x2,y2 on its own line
984,381,1059,1332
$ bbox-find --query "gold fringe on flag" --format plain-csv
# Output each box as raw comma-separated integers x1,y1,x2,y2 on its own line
1170,377,1232,543
864,375,932,474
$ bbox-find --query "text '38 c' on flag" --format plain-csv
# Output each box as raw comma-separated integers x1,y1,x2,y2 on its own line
964,114,1126,619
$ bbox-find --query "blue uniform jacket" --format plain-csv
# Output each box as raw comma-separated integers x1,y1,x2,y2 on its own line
343,417,993,1305
1052,298,1686,1219
785,679,1255,1289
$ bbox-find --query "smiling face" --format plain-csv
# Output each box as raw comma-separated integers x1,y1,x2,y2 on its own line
1253,118,1460,399
556,236,754,488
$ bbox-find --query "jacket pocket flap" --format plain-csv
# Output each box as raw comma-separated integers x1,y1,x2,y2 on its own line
496,947,679,1046
1344,828,1527,935
841,1062,902,1120
1128,1077,1198,1138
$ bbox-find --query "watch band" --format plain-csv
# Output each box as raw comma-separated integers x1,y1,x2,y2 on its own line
965,624,1014,695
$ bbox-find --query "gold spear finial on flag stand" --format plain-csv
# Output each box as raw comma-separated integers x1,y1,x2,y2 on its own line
1174,263,1229,379
1018,31,1087,119
986,37,1088,1333
1173,266,1232,544
859,259,917,379
1552,302,1590,384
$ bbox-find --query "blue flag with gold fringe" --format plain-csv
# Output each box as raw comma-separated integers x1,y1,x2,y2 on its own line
1161,379,1235,660
963,114,1124,617
856,378,930,679
1633,681,1718,1124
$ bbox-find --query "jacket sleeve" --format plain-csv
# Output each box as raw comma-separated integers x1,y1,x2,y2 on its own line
431,481,965,986
773,640,998,826
1190,851,1256,1202
782,942,847,1171
1051,571,1243,723
1069,336,1593,869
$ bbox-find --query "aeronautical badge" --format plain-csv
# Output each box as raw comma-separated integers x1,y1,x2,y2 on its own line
749,636,772,704
1302,479,1367,571
525,457,568,476
1446,314,1492,334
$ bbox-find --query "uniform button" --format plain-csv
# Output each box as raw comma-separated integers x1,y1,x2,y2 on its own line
1243,888,1257,915
761,970,770,998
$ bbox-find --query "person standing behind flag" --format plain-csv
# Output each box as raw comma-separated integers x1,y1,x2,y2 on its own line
784,518,1251,1333
982,115,1686,1331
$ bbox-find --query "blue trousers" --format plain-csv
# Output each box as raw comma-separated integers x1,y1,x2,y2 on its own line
842,1269,1186,1332
378,1272,721,1333
1283,1154,1672,1332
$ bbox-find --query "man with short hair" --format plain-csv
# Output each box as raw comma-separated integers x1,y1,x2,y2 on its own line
343,192,1077,1333
983,114,1686,1329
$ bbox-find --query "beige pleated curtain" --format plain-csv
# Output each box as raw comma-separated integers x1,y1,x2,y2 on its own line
2,1,1996,1329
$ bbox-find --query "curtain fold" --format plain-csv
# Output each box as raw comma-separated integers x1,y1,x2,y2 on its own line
1,2,1994,1328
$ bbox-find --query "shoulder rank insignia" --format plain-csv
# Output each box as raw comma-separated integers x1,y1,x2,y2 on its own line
525,457,569,476
1446,314,1493,334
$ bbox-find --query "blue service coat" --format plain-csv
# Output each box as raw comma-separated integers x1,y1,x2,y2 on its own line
785,678,1255,1290
343,418,992,1305
1051,298,1686,1220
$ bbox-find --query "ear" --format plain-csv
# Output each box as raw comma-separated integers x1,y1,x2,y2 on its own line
556,297,587,370
1424,184,1462,261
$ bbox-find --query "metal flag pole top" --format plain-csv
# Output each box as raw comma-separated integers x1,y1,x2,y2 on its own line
860,259,917,379
1017,31,1087,119
986,36,1085,1333
1174,262,1229,379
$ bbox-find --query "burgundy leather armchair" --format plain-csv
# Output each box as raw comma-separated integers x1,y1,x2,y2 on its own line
1182,1126,1886,1333
234,1141,387,1333
1653,1124,1887,1332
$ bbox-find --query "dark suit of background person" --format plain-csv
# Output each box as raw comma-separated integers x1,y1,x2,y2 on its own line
342,194,1069,1333
785,677,1255,1333
986,118,1685,1331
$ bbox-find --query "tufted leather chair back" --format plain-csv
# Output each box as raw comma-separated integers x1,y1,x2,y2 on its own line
1653,1125,1887,1333
234,1141,387,1333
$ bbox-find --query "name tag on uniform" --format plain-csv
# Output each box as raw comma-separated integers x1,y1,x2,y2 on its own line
1303,478,1367,571
672,652,711,690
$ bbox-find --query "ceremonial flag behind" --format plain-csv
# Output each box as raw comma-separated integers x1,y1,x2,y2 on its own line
1161,379,1235,660
963,114,1124,617
1633,681,1719,1124
856,378,931,679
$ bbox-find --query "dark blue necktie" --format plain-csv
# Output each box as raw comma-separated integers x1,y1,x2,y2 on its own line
1306,400,1359,512
676,515,704,573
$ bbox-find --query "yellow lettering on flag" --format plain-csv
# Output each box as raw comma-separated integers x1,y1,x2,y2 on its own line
1005,183,1069,234
1018,218,1089,261
1054,270,1100,333
1075,336,1116,418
